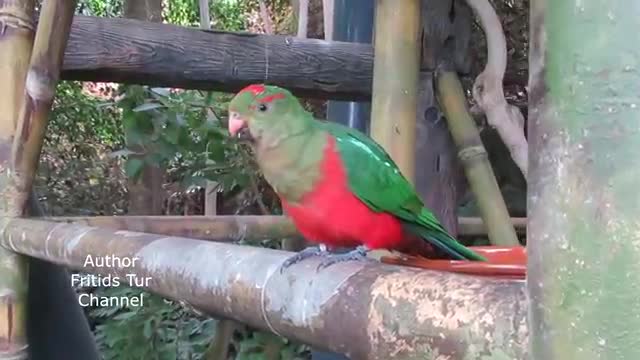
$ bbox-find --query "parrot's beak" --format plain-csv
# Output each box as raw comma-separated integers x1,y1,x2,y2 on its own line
228,111,247,137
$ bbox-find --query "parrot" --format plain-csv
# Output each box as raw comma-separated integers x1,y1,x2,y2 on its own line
227,84,487,270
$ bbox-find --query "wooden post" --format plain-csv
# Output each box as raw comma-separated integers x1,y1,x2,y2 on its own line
0,1,35,357
0,0,77,357
415,72,461,235
202,181,237,360
528,0,640,358
414,0,474,236
369,0,421,184
123,0,165,217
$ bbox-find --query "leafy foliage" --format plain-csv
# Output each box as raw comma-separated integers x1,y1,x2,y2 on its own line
116,87,247,187
38,81,127,216
45,2,298,359
89,286,217,360
77,0,123,17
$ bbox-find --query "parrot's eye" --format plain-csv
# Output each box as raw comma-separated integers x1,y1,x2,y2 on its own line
258,103,268,112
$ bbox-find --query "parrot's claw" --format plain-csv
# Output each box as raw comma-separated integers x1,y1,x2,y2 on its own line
316,246,371,271
279,245,328,273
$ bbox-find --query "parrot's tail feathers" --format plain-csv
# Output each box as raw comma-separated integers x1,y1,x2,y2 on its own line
380,246,526,278
404,209,488,262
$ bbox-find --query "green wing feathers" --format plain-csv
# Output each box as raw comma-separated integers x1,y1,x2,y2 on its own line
314,119,486,262
404,208,487,261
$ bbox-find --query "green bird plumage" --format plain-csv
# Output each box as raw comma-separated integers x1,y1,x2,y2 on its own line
228,84,486,267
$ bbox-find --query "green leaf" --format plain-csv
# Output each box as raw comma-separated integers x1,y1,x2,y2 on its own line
164,122,182,145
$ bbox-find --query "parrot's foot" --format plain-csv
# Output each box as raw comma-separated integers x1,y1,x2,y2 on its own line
316,246,371,271
279,245,329,273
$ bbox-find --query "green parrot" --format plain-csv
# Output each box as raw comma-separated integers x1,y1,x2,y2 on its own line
227,84,486,270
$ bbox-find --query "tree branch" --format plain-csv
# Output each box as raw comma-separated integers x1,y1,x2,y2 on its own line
0,218,528,359
465,0,528,181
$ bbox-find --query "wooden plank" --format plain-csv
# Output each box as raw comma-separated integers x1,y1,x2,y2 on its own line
61,16,374,101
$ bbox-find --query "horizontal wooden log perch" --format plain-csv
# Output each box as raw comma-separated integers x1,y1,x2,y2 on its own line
44,215,526,242
61,16,373,101
0,218,528,359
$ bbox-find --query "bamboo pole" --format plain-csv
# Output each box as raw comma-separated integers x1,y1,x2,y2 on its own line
12,0,78,216
435,70,520,246
369,0,421,184
44,215,526,240
0,0,35,357
0,218,528,359
528,0,640,358
0,1,77,358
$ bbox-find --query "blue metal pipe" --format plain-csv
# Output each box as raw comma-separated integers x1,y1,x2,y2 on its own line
325,0,374,134
312,2,374,358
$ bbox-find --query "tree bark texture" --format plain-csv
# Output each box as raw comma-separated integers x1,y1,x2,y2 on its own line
528,0,640,358
0,1,35,357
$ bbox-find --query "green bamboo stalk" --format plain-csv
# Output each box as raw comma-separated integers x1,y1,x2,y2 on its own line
528,0,640,358
12,0,78,215
435,70,519,246
369,0,421,184
0,1,35,357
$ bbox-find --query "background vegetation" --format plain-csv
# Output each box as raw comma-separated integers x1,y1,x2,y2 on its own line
41,0,529,358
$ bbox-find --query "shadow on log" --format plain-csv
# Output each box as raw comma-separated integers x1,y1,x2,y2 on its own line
0,218,528,359
61,16,373,101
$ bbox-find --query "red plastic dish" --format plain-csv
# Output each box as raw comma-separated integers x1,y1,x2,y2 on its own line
380,246,526,280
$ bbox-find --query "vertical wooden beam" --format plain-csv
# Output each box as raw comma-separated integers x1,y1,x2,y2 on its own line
202,180,237,360
124,0,165,217
414,0,473,236
322,0,334,40
369,0,421,184
12,0,78,208
0,1,35,357
415,72,461,235
528,0,640,358
198,0,210,30
0,0,77,357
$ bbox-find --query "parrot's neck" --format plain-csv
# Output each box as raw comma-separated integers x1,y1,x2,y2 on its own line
255,123,327,203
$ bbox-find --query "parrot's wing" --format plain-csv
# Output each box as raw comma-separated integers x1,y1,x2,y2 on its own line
315,120,432,220
315,120,486,261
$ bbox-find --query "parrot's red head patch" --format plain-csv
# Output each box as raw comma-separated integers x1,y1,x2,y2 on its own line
239,84,266,96
238,84,286,104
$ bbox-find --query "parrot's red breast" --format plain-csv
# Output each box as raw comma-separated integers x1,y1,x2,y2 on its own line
280,135,407,250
